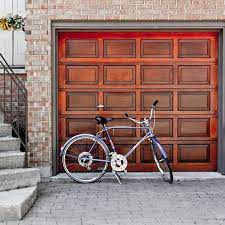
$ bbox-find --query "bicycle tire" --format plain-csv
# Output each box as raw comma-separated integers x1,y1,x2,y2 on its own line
151,140,173,183
61,134,110,183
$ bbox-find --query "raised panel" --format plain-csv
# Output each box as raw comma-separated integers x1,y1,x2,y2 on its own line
104,39,136,58
178,92,210,111
141,40,173,58
141,65,173,84
115,145,136,163
178,118,210,137
66,66,98,85
141,118,173,137
141,144,173,163
179,40,210,58
66,92,98,111
104,92,136,111
178,66,210,84
66,39,98,58
141,92,173,111
178,144,210,162
103,66,135,84
154,118,173,137
66,118,97,137
107,119,136,137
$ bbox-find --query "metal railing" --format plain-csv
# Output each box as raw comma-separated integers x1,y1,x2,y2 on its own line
0,53,28,166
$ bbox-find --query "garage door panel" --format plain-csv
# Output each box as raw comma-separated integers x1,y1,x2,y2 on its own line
107,119,136,137
65,65,99,85
178,65,210,85
104,39,136,58
178,92,210,111
141,65,173,84
178,39,210,58
178,118,210,137
141,39,173,58
114,144,136,163
104,92,136,111
141,118,173,137
103,65,136,84
141,144,173,163
178,144,210,162
66,39,98,58
66,118,97,137
66,92,99,111
141,92,173,111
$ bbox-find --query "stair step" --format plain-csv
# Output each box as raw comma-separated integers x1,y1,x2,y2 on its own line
0,124,12,137
0,168,40,192
0,151,25,169
0,137,20,152
0,186,37,221
0,113,3,123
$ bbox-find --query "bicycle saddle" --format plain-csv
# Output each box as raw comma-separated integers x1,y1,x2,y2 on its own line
95,116,113,125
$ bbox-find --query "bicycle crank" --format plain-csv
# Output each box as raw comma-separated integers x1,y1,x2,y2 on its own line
111,153,128,172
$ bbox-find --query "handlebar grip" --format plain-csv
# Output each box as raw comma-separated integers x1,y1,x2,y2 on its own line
125,113,129,117
153,100,159,107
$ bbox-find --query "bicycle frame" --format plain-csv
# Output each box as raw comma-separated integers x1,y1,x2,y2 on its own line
95,124,168,159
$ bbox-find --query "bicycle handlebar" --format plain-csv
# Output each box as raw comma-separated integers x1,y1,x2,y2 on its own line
125,100,158,124
152,100,158,107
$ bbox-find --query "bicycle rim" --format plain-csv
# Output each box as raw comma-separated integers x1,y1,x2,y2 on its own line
152,143,173,183
62,134,109,183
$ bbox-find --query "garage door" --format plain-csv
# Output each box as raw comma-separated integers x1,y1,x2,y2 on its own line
58,31,218,172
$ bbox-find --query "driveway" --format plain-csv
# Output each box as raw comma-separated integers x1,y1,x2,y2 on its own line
2,178,225,225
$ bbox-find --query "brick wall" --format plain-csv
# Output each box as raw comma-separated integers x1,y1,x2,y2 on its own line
0,74,27,113
25,0,225,174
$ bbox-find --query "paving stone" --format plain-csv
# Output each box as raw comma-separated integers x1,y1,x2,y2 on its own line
9,179,225,225
0,187,37,221
0,168,40,192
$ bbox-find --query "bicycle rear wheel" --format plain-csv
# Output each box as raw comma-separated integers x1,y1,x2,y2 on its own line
151,140,173,183
61,134,110,183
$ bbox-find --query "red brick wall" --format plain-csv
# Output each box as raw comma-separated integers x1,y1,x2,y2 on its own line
25,0,225,174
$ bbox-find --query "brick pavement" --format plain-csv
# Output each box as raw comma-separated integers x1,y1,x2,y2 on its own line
2,179,225,225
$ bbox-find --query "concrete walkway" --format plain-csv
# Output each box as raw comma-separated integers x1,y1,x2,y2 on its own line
1,175,225,225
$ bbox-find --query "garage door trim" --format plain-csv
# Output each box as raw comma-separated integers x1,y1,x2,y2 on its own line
51,21,225,176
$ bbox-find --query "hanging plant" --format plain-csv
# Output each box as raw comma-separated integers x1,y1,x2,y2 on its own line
0,14,25,31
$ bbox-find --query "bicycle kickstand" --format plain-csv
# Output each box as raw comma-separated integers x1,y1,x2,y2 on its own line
112,170,122,184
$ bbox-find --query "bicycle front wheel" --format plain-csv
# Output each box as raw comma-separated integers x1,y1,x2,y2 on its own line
151,140,173,183
61,134,110,183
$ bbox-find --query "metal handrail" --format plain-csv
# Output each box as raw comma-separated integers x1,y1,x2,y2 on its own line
0,53,28,167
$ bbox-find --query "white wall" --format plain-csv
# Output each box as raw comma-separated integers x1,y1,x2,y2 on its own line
0,0,26,67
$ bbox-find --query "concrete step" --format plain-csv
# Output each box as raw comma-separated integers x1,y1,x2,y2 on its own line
0,151,25,169
0,186,37,221
0,113,3,124
0,123,12,137
0,168,40,192
0,137,20,152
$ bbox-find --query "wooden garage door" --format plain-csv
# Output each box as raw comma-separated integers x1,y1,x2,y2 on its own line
58,31,218,172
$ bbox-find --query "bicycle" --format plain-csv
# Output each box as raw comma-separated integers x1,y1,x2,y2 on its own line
60,100,173,184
